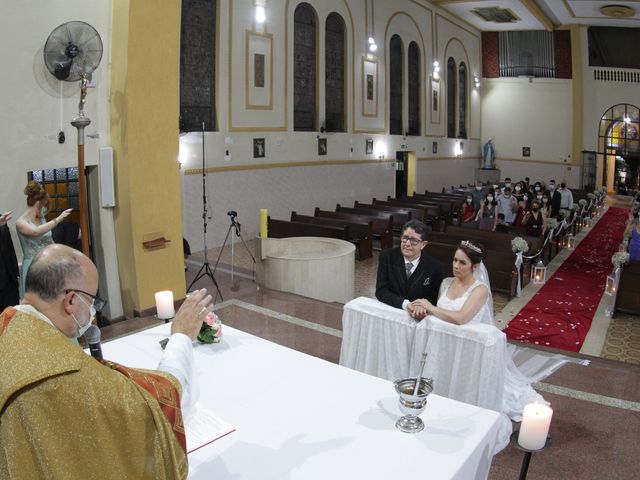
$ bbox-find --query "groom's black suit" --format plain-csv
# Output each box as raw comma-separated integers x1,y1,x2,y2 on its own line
375,247,443,309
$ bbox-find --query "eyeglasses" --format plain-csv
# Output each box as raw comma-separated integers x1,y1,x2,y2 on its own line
400,236,423,246
65,289,107,312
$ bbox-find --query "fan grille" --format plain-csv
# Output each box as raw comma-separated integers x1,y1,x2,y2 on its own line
44,21,103,81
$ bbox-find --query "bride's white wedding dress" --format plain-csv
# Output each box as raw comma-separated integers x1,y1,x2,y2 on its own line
436,277,548,422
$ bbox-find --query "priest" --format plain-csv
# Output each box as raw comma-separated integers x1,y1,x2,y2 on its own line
0,244,212,479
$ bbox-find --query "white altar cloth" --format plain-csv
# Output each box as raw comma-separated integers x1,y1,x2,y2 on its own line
101,322,501,480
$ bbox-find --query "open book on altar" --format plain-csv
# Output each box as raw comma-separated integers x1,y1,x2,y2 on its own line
185,405,235,453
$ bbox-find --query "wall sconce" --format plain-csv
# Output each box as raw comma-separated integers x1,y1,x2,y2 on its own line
433,61,440,80
255,1,266,24
605,275,616,296
474,76,480,88
532,260,547,284
368,36,377,53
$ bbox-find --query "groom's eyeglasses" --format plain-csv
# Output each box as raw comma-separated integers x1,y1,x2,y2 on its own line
400,236,423,246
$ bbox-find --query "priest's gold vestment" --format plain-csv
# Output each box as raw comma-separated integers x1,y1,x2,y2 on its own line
0,308,188,479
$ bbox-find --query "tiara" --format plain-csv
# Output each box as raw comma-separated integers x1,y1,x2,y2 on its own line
461,240,482,254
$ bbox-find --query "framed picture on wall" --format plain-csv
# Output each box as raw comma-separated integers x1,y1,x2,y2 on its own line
253,138,266,158
522,146,531,157
430,77,440,124
362,57,378,117
318,138,327,156
245,31,273,110
365,138,374,155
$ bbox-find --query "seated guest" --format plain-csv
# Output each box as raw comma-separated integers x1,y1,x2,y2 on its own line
0,244,213,478
376,220,443,320
0,211,19,312
461,194,476,224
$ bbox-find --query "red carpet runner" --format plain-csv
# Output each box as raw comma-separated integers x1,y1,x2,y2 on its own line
504,207,628,352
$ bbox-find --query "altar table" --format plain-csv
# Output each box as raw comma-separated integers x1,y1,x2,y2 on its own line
100,322,501,479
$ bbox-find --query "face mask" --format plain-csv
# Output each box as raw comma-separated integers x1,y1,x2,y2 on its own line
536,195,543,200
532,207,539,212
505,183,511,188
561,183,566,188
523,195,528,201
515,186,521,192
504,194,511,198
466,198,472,204
72,293,96,337
542,198,548,203
487,196,493,202
549,184,555,190
534,186,541,192
475,186,482,191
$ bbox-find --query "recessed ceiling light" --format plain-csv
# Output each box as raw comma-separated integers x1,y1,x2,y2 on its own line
600,5,635,18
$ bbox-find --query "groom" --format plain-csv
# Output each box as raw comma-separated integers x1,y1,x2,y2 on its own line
376,220,443,320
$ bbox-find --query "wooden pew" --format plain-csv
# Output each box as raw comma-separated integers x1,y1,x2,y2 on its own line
614,260,640,315
267,217,350,241
314,208,393,250
291,211,373,260
337,204,409,233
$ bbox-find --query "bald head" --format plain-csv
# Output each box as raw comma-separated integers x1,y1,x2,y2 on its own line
26,244,96,301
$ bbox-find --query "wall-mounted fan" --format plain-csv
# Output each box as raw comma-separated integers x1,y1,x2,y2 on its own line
43,21,103,82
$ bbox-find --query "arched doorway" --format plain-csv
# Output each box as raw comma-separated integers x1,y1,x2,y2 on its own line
597,104,640,193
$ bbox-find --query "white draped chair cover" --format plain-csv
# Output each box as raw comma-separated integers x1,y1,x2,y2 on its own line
412,317,506,413
340,297,506,413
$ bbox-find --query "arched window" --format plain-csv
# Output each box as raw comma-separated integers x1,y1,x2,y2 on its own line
325,13,345,132
446,57,456,138
407,42,421,136
458,62,467,139
294,3,317,131
389,35,403,135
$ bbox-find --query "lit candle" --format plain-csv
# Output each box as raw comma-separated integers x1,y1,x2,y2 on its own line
155,290,175,320
260,208,268,238
518,403,552,450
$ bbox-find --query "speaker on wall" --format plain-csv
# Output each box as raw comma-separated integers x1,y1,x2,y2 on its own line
98,147,115,208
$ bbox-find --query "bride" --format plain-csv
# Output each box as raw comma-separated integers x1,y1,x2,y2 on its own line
409,240,548,423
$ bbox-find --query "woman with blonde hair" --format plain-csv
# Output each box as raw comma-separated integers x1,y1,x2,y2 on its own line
15,181,72,298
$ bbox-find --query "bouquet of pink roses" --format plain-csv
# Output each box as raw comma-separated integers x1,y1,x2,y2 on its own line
160,311,222,349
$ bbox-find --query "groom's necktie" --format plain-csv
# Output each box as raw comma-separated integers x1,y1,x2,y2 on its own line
405,262,412,279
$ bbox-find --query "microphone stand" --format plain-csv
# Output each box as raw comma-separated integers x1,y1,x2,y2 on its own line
187,122,223,300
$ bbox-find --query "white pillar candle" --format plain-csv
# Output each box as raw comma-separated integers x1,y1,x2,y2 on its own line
518,403,552,450
155,290,175,320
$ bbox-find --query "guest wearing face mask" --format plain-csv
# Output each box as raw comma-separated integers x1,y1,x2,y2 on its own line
521,200,545,237
476,192,498,231
547,179,562,217
470,180,486,210
533,182,543,195
461,194,477,225
497,187,518,225
15,181,72,299
501,177,512,190
540,192,552,219
558,179,574,210
513,181,525,201
514,191,530,227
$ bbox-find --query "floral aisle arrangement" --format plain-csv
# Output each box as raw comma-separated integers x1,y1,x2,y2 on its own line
160,311,222,349
511,236,529,253
611,252,630,269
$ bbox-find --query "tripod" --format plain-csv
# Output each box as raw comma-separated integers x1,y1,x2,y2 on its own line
187,122,223,300
211,211,257,300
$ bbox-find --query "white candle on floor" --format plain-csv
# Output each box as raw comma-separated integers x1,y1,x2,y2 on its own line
518,403,552,450
155,290,175,320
